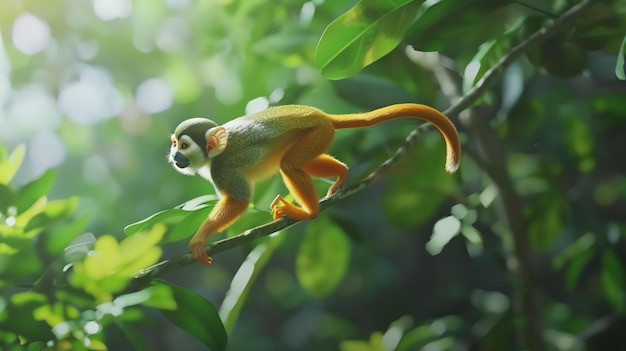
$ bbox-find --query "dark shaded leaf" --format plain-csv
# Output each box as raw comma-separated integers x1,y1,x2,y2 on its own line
601,250,625,312
616,33,626,80
15,169,56,213
157,280,227,351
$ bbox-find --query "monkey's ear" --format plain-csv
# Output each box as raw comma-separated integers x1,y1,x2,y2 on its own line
206,127,227,157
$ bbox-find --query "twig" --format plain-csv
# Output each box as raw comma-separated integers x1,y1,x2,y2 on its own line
129,0,592,287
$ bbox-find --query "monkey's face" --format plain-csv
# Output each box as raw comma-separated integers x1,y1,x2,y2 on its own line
169,118,226,176
169,134,207,175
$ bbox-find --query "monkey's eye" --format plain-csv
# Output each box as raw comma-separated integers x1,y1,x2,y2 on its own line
171,137,177,148
181,142,190,150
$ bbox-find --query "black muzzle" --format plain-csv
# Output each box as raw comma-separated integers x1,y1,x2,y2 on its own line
173,152,190,168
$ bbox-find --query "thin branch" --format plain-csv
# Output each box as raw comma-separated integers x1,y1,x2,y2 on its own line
128,0,592,288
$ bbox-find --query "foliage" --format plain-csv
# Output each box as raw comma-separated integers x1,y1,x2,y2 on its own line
1,0,626,350
0,147,225,350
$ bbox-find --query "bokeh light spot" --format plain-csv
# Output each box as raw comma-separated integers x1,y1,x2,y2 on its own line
135,78,173,114
93,0,132,21
58,66,123,124
11,13,51,55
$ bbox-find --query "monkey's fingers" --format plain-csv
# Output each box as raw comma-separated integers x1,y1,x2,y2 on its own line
270,195,288,220
326,182,343,197
270,195,314,220
190,243,213,265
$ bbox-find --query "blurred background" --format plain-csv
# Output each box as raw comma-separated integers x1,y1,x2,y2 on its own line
1,0,626,350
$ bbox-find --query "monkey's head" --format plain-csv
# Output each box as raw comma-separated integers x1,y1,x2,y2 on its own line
169,118,228,175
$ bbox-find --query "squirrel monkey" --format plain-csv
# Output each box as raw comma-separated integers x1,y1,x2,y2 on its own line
169,104,461,264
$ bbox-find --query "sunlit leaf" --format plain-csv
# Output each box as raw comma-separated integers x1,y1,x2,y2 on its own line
25,197,80,234
69,227,164,301
340,332,385,351
316,0,420,80
0,145,25,185
296,216,350,298
117,224,164,276
125,196,216,242
142,280,178,310
340,340,372,351
159,280,227,351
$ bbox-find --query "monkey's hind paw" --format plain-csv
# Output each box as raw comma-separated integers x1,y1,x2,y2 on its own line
270,195,289,220
190,242,213,265
270,195,316,221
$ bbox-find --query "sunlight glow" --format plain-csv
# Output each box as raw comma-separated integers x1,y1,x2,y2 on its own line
299,2,315,26
28,132,66,171
6,85,61,136
136,78,173,114
156,18,190,53
245,97,269,114
84,321,101,335
58,66,122,124
93,0,132,21
11,13,51,55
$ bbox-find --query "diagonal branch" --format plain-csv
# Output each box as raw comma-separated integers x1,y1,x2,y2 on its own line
128,0,591,288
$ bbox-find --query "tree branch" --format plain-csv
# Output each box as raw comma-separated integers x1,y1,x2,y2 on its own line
129,0,592,288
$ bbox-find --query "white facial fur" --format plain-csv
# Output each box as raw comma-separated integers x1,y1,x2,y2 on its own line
169,134,207,175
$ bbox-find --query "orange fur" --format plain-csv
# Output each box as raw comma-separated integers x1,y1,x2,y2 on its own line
171,104,461,264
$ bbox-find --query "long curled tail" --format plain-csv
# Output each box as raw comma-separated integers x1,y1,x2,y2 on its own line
328,103,461,173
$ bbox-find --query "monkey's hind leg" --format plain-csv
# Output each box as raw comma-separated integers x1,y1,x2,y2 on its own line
303,154,348,197
271,124,334,221
190,194,249,264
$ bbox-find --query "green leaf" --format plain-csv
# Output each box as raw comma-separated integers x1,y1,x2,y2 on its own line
43,213,91,256
0,184,15,213
601,250,625,312
220,234,284,333
142,280,178,310
124,196,216,243
15,169,56,214
615,33,626,80
296,216,350,298
565,249,593,290
383,137,456,228
396,325,437,351
0,292,53,341
407,0,508,52
0,145,25,185
463,19,522,93
25,197,80,234
316,0,420,80
158,280,227,351
528,198,565,253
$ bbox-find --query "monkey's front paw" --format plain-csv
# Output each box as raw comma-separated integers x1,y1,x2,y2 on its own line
189,240,213,265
